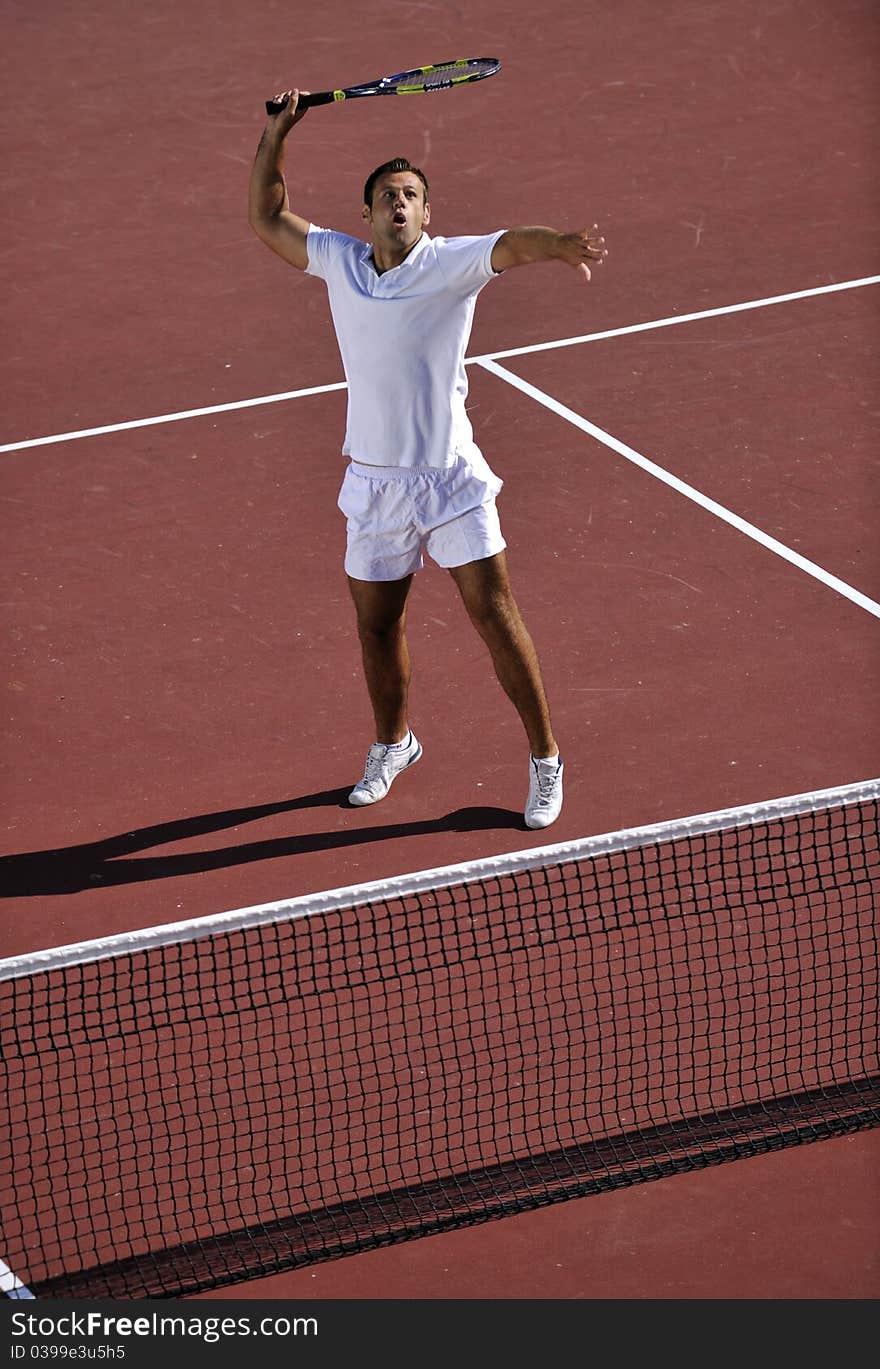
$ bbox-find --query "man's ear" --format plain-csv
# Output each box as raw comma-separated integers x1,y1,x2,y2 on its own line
362,204,371,221
423,201,431,226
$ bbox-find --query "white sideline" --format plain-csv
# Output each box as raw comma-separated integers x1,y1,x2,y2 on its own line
0,1256,34,1299
478,358,880,620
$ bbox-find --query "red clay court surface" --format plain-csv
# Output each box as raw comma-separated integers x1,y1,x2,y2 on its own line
2,0,879,1299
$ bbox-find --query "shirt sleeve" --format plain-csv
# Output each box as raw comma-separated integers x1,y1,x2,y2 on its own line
305,225,360,281
433,231,507,295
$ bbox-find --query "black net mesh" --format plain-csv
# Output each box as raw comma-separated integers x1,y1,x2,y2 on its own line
1,794,877,1298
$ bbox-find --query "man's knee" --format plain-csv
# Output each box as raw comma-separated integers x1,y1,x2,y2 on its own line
348,575,412,642
357,615,407,650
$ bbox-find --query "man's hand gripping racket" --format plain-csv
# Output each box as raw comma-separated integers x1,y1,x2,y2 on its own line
264,88,312,131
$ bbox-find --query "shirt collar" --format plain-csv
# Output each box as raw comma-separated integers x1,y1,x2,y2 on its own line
363,231,431,276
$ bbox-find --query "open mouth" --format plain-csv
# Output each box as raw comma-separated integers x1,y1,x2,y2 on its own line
393,212,407,226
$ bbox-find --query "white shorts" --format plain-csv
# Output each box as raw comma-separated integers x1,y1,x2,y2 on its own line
338,451,507,582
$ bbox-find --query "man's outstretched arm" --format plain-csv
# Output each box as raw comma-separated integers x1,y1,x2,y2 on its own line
491,225,607,281
248,89,312,270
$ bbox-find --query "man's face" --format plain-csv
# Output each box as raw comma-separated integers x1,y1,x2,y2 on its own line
363,172,430,250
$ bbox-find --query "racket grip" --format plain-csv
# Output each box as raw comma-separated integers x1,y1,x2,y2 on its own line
264,90,335,115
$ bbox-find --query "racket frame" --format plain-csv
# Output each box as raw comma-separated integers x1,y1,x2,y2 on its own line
266,58,500,115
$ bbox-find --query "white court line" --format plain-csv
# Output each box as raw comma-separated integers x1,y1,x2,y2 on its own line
0,1256,34,1299
1,275,877,455
0,381,347,455
469,274,880,363
478,357,880,620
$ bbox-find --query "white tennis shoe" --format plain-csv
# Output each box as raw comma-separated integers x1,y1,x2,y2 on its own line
525,754,564,830
349,731,423,806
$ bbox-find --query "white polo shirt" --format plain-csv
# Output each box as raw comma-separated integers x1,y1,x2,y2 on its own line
305,226,505,469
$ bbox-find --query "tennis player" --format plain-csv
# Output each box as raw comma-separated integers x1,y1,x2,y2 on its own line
249,89,607,829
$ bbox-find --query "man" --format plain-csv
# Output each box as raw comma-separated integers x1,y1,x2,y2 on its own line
249,89,607,829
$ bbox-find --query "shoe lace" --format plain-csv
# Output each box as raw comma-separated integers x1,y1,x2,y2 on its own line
534,763,559,806
361,744,389,782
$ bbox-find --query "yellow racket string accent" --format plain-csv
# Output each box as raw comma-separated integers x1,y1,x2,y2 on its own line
332,90,346,101
420,61,470,72
397,60,483,94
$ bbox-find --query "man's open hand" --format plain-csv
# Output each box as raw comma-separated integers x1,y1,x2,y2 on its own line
556,225,607,281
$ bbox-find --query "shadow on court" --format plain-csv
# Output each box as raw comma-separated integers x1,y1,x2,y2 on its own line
0,788,524,897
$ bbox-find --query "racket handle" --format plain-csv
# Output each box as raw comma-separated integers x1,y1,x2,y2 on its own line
265,90,335,115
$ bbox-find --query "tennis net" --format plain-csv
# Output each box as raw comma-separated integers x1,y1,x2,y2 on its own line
1,778,878,1299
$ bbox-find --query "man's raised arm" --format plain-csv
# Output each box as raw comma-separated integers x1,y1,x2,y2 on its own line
491,225,607,281
248,89,312,271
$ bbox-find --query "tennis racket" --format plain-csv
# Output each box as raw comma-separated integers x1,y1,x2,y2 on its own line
265,58,500,115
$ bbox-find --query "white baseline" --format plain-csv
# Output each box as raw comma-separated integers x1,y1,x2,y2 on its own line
1,276,877,454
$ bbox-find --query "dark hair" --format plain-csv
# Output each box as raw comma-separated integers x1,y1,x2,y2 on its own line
363,158,429,208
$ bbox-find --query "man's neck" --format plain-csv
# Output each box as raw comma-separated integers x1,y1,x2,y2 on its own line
370,232,424,276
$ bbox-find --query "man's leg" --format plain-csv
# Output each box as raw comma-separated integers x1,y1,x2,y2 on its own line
346,573,423,806
448,551,556,758
450,550,563,829
347,573,414,744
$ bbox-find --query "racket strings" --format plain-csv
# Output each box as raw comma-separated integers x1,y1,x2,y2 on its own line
391,60,498,91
